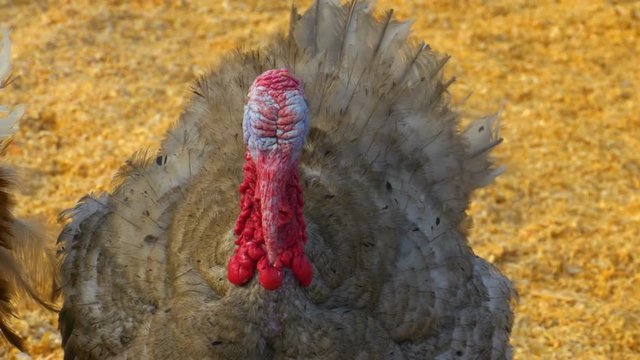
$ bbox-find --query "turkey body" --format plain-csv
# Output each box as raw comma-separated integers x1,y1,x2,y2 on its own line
58,1,514,359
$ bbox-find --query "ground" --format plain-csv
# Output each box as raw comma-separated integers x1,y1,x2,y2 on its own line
0,0,638,359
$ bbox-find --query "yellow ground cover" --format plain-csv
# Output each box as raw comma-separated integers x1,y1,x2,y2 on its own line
0,0,638,358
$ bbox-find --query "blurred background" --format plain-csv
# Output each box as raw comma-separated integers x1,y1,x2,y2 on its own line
0,0,638,358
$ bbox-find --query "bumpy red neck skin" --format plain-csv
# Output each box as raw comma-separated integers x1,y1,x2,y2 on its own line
227,69,312,290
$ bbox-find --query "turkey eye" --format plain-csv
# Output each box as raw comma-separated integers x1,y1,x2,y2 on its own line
155,155,167,166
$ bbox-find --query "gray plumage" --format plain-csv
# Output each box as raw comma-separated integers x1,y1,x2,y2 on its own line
58,1,514,359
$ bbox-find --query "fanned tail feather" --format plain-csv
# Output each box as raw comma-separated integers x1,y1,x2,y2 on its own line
290,0,503,230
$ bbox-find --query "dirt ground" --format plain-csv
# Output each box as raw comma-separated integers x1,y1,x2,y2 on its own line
0,0,639,359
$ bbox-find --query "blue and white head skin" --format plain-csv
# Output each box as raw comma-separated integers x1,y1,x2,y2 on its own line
243,68,309,164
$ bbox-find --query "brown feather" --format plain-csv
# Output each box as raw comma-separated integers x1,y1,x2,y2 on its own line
0,168,59,351
0,162,25,351
0,29,59,352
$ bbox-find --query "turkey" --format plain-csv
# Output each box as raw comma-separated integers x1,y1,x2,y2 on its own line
0,29,58,352
54,0,515,359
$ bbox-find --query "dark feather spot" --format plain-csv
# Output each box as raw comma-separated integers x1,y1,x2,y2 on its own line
211,340,223,347
436,217,440,226
386,181,392,192
192,87,204,98
381,205,389,210
456,350,463,356
412,227,420,232
143,210,150,216
144,235,158,243
478,125,485,132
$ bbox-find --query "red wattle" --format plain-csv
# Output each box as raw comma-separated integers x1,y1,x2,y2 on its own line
257,258,284,290
279,249,293,267
227,151,313,290
227,256,255,286
245,241,265,261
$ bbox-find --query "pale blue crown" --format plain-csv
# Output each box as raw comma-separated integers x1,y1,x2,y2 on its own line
243,85,308,161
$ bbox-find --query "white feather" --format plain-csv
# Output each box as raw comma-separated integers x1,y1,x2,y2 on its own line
0,29,22,139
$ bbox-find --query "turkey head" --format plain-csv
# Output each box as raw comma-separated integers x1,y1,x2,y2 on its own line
228,69,312,291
